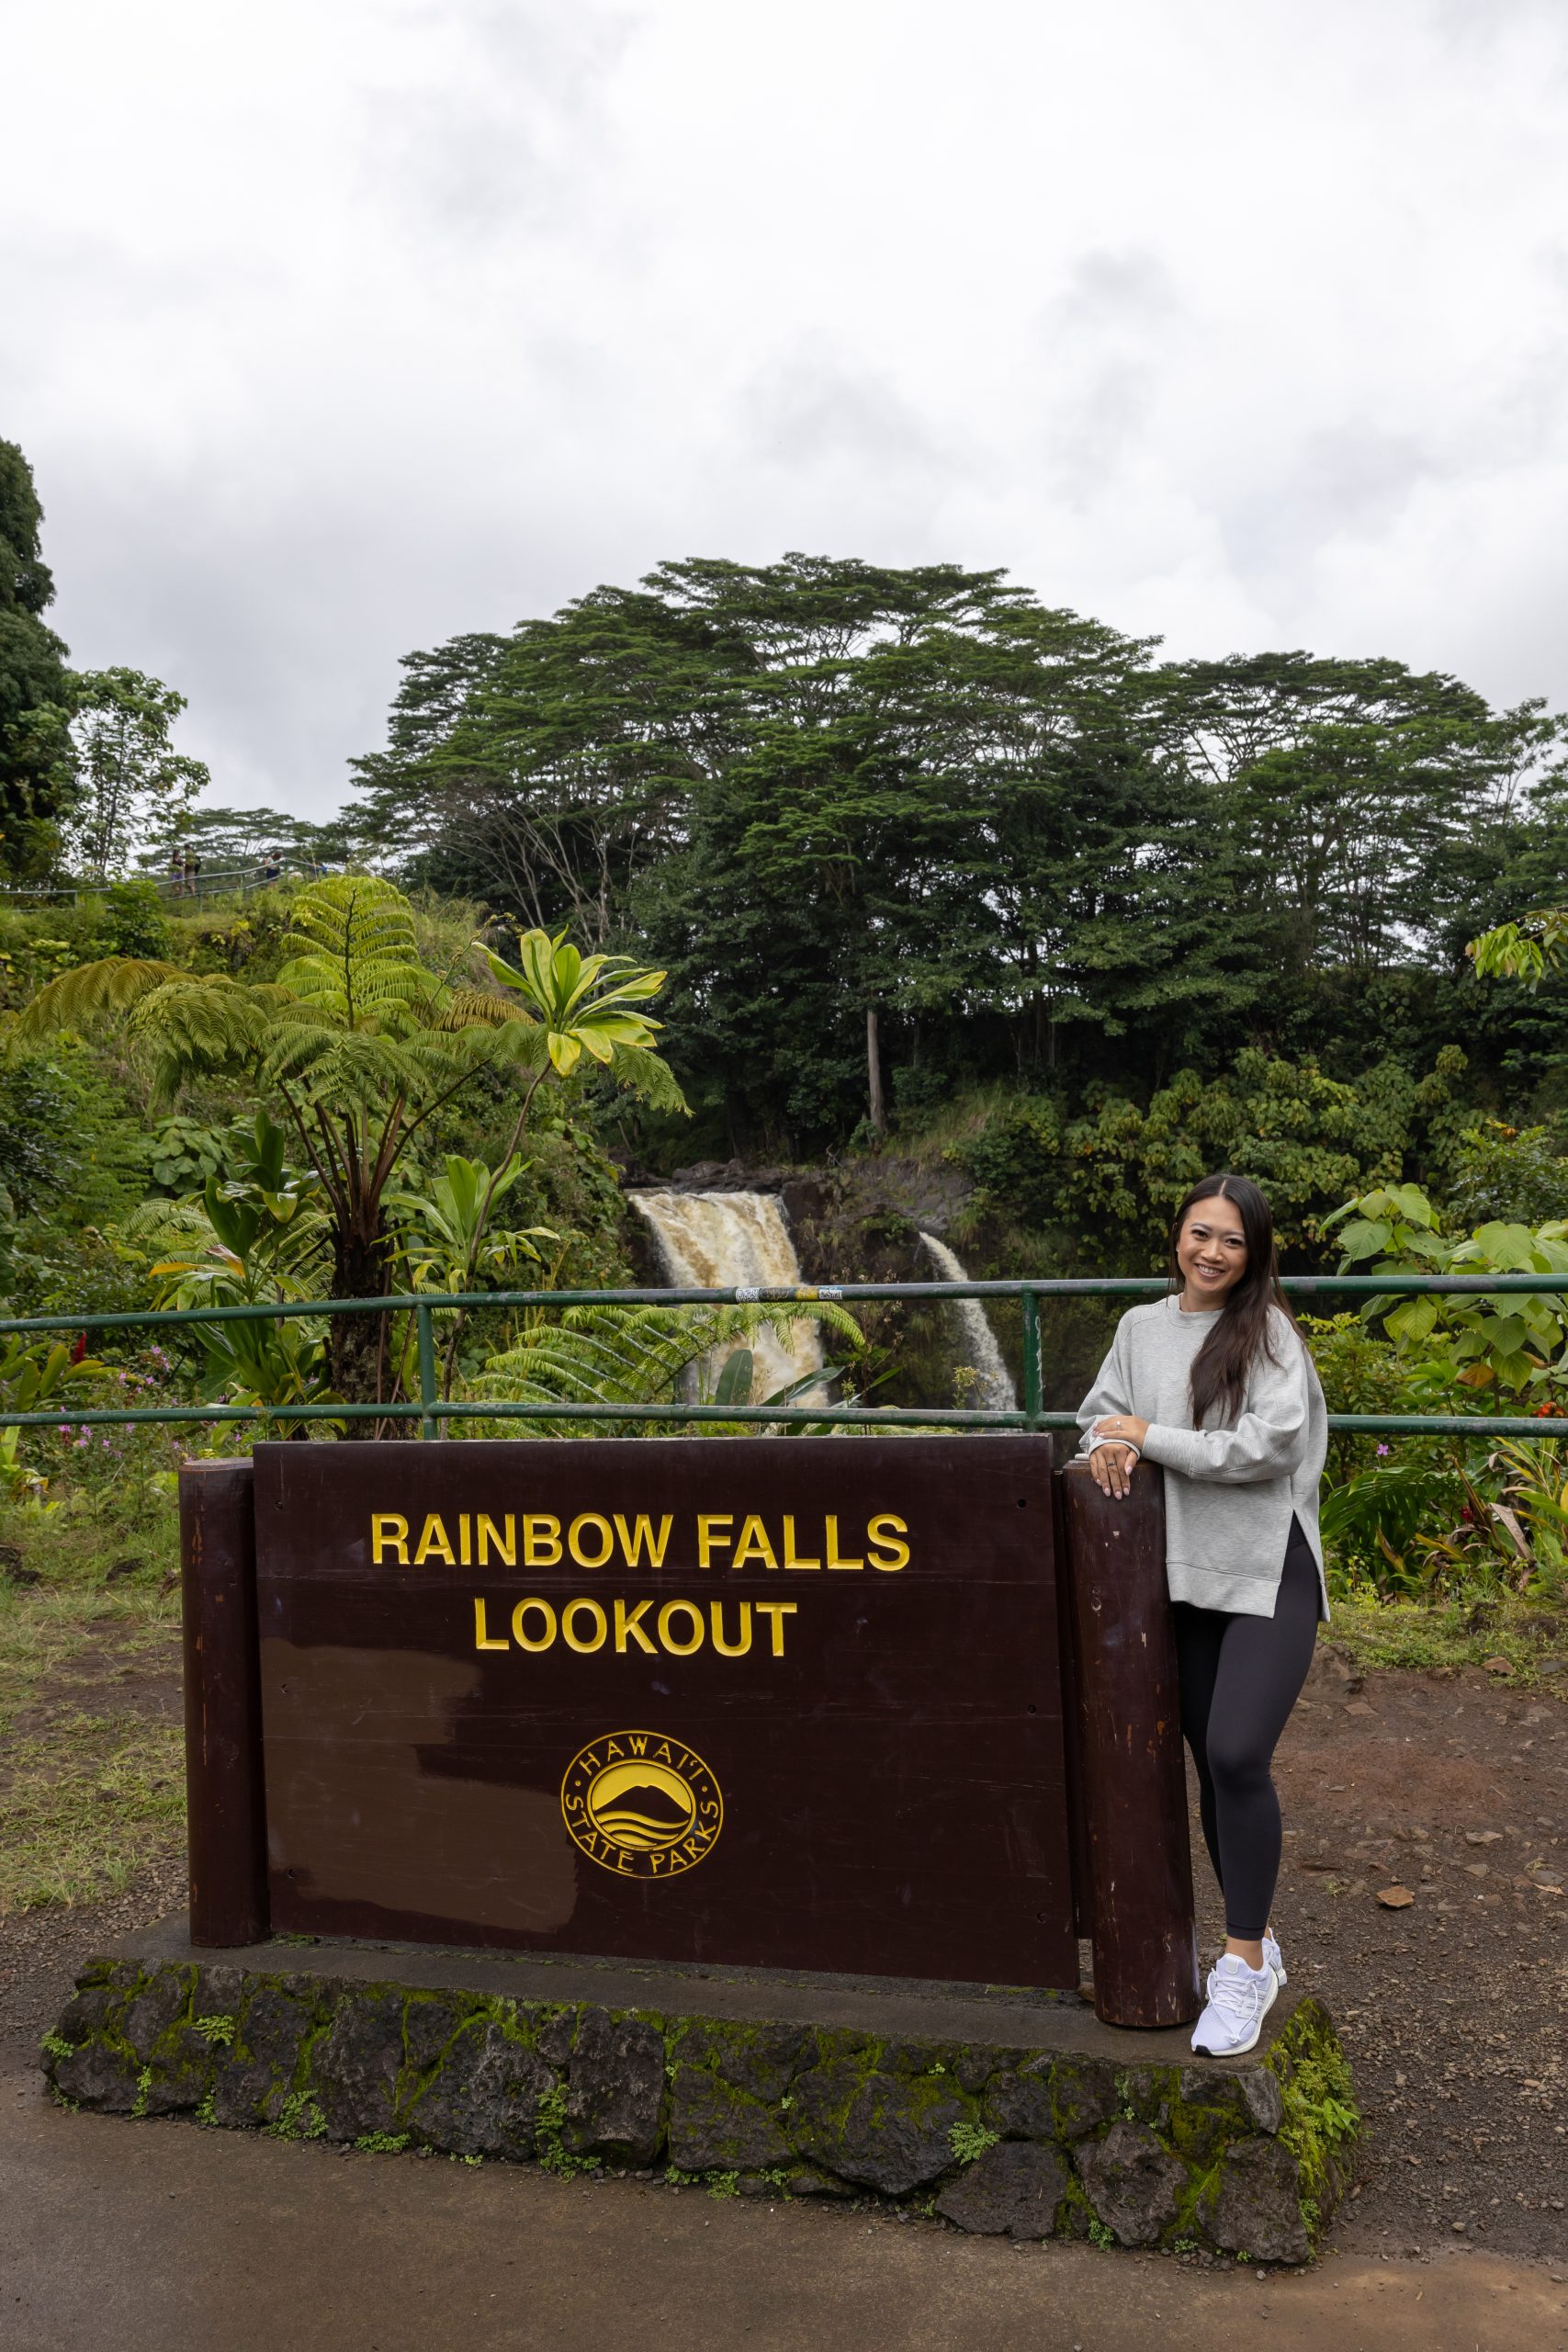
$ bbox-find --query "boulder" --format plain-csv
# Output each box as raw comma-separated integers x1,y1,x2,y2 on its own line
667,2066,792,2173
1199,2136,1311,2265
562,2007,665,2165
1075,2120,1186,2247
936,2142,1070,2238
312,1993,406,2141
409,2018,555,2160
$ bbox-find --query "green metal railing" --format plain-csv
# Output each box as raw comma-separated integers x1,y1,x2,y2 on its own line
2,1273,1566,1442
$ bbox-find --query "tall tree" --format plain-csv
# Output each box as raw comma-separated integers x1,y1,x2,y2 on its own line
0,438,74,876
62,668,209,880
345,557,1568,1147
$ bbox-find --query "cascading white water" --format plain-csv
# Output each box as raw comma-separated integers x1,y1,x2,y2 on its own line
628,1190,826,1405
918,1232,1019,1413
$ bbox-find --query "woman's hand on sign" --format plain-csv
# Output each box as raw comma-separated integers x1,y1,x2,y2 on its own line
1089,1415,1147,1499
1088,1441,1138,1498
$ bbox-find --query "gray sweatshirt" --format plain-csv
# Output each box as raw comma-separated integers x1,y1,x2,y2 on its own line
1077,1295,1329,1619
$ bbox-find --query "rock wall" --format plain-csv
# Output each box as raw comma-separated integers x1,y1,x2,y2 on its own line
43,1957,1356,2264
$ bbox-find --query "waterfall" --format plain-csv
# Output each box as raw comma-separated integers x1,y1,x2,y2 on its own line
628,1191,827,1405
918,1233,1018,1413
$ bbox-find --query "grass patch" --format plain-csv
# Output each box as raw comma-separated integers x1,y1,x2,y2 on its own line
0,1711,185,1912
0,1487,186,1915
1325,1593,1568,1688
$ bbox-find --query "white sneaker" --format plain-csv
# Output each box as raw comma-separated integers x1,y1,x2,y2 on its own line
1263,1932,1286,1987
1191,1953,1279,2058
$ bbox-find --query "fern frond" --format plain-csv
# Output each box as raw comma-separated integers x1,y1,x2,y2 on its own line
604,1041,688,1112
16,957,186,1040
472,1300,862,1437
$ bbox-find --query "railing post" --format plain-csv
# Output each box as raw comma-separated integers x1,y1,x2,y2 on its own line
415,1301,438,1439
1021,1287,1043,1431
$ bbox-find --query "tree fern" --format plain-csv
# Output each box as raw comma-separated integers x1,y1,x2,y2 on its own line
15,877,687,1409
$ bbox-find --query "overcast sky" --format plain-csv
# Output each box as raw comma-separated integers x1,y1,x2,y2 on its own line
6,0,1568,818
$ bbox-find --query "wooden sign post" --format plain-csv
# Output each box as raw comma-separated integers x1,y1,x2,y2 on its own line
179,1438,1199,2027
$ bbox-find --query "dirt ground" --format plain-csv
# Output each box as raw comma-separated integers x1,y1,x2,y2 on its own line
0,1623,1564,2279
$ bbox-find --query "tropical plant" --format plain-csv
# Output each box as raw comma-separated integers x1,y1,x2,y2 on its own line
384,1151,557,1399
116,1113,337,1424
17,878,684,1405
1323,1182,1568,1399
1298,1314,1406,1486
472,1299,864,1438
1469,908,1568,988
1483,1435,1568,1594
127,1113,330,1309
0,1330,109,1416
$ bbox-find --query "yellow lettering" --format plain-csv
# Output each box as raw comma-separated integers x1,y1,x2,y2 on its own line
615,1598,657,1655
627,1733,649,1755
709,1600,752,1656
478,1513,516,1566
732,1514,778,1570
826,1515,863,1570
473,1597,509,1650
511,1597,557,1652
696,1514,733,1567
370,1513,408,1566
524,1514,562,1566
413,1514,455,1566
658,1599,705,1655
615,1513,672,1567
867,1512,910,1571
459,1514,472,1567
782,1516,819,1570
753,1600,798,1657
562,1597,608,1653
568,1513,614,1568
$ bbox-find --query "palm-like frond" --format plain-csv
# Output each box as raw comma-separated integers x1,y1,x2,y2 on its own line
473,1299,863,1437
477,925,686,1106
14,956,188,1040
276,875,445,1037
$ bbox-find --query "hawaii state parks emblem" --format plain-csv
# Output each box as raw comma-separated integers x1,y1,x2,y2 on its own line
560,1731,724,1879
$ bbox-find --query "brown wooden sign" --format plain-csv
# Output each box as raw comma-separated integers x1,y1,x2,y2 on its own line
179,1441,1200,2025
250,1436,1077,1986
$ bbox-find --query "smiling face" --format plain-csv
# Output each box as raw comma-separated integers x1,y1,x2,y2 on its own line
1175,1189,1250,1307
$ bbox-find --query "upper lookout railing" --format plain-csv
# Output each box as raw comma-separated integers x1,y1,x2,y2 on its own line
2,1274,1566,1443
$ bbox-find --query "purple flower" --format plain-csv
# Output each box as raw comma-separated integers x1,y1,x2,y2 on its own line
1376,1442,1390,1457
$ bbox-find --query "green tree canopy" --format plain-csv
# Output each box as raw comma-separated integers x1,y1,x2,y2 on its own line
0,438,74,876
349,556,1568,1151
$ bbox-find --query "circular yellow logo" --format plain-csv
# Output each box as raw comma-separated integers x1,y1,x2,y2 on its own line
561,1731,723,1880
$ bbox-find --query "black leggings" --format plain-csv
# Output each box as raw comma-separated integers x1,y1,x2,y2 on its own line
1171,1518,1321,1941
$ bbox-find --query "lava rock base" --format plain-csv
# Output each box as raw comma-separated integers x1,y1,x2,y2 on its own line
42,1928,1355,2264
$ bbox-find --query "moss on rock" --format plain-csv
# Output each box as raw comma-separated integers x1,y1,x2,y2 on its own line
41,1958,1355,2259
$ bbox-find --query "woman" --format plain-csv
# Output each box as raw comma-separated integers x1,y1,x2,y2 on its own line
1077,1172,1328,2058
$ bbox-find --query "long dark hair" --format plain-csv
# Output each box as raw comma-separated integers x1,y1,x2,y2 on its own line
1170,1172,1296,1428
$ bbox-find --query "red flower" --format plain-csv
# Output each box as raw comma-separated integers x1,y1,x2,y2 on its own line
70,1332,87,1364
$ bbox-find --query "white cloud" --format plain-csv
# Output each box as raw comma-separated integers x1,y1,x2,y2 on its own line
3,0,1567,813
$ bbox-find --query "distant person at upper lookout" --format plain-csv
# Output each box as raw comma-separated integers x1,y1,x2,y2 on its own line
1076,1172,1328,2060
